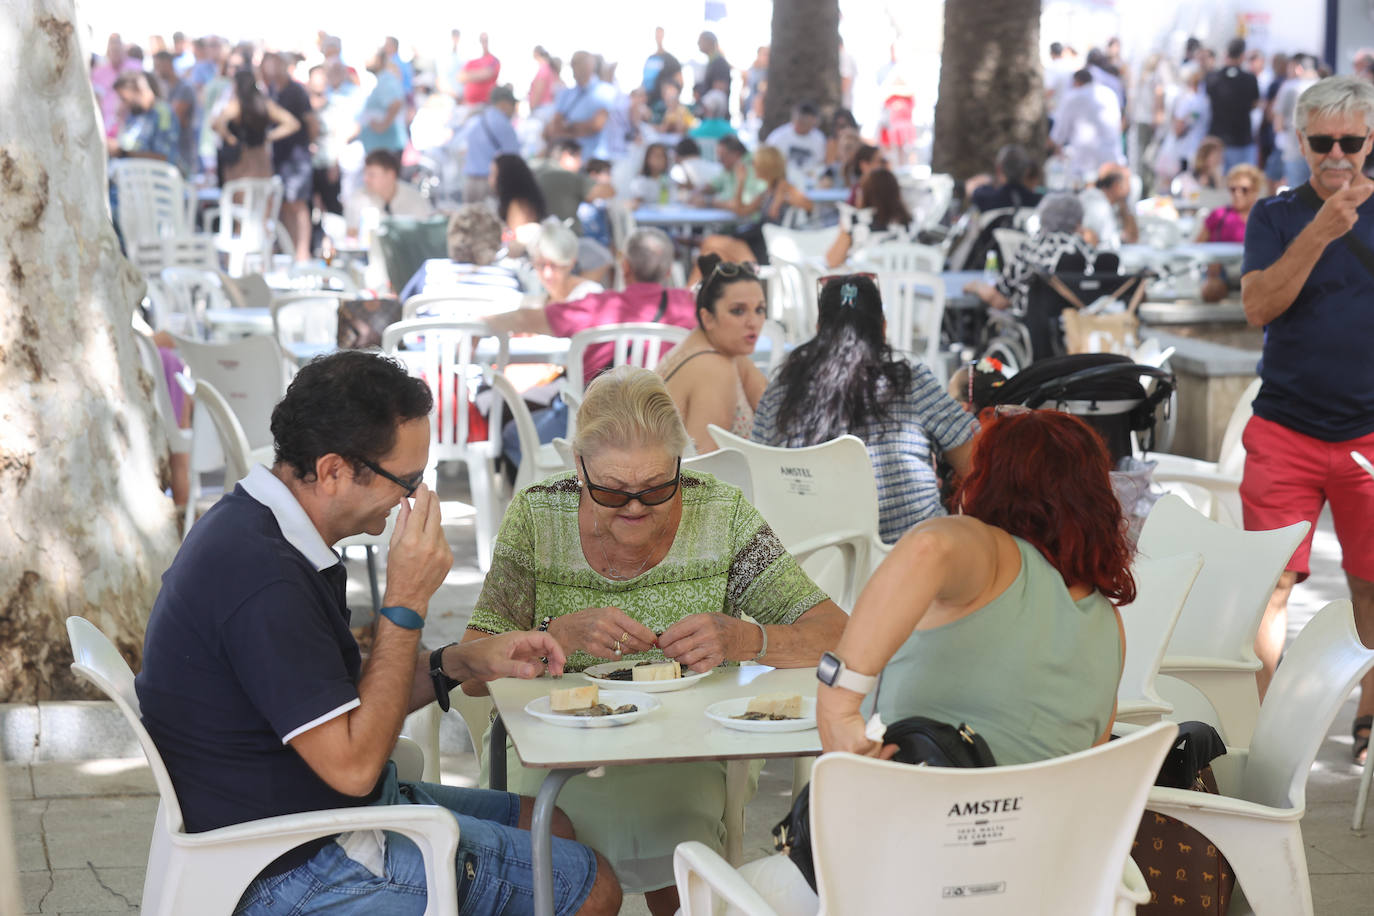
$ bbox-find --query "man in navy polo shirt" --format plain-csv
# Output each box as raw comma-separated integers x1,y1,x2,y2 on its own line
1240,76,1374,762
136,351,621,914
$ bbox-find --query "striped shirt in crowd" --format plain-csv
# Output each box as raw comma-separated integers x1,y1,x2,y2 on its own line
751,361,978,544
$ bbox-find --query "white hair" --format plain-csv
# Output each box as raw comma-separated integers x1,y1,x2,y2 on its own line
1296,76,1374,133
534,217,578,267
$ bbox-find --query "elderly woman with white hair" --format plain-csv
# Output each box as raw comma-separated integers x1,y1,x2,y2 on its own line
532,217,604,304
964,192,1094,313
461,366,845,915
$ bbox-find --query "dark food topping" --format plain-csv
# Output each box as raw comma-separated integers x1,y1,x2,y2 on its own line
732,711,799,721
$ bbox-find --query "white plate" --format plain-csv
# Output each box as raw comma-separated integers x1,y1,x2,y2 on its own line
581,661,713,693
704,697,818,733
524,690,660,728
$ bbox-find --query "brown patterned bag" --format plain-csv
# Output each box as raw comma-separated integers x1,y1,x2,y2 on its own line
1133,769,1235,912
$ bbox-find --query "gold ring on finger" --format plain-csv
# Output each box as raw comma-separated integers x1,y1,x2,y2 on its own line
620,631,630,643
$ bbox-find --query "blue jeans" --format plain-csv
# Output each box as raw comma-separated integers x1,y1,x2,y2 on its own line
1283,156,1312,187
1223,144,1257,172
233,765,598,915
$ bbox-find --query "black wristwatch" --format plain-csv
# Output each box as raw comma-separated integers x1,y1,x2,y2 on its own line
430,643,462,712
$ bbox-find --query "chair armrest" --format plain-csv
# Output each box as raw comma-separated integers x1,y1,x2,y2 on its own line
1158,656,1260,675
673,841,778,916
1146,785,1302,824
1119,856,1151,907
391,735,425,782
1149,468,1240,492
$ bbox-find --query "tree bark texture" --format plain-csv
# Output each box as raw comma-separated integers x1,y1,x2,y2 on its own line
764,0,841,139
0,0,178,701
932,0,1046,185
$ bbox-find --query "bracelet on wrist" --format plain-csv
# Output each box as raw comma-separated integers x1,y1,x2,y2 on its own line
748,618,768,662
430,643,461,711
378,605,424,630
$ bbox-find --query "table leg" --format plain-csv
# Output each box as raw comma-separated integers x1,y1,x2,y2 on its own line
724,760,748,866
532,767,585,916
489,715,507,792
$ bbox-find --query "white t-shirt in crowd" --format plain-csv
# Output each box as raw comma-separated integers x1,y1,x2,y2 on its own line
1050,83,1125,180
764,122,827,172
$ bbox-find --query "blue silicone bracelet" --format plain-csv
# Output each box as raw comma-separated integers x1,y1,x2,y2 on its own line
378,605,424,630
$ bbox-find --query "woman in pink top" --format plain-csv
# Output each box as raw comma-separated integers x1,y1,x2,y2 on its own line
1196,163,1263,243
528,46,561,111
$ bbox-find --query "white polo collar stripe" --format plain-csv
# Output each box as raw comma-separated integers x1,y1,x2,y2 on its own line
239,465,340,572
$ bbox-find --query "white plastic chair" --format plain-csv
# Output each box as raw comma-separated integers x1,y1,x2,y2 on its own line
1148,378,1261,526
154,267,232,338
283,263,361,294
1137,494,1310,747
129,235,220,277
707,425,884,613
111,159,194,244
171,333,290,461
1115,552,1203,727
132,330,192,459
759,257,821,342
1146,600,1374,916
990,228,1028,263
756,319,788,378
563,322,690,398
271,293,345,361
65,616,460,916
675,722,1178,916
190,378,253,489
605,201,639,289
383,318,508,571
860,240,944,274
874,270,947,384
761,224,834,264
211,176,285,276
1137,213,1184,249
403,288,525,321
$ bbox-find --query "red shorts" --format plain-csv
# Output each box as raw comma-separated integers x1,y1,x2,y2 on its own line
1239,415,1374,582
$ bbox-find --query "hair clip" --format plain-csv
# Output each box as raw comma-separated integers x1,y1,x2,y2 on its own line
840,282,859,308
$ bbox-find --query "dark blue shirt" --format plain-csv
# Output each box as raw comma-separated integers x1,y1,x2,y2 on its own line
136,469,369,843
1242,186,1374,441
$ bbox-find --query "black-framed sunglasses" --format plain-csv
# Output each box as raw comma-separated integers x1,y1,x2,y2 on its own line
357,457,424,497
579,457,682,508
1305,133,1370,155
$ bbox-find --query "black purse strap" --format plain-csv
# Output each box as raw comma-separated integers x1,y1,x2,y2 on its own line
1293,181,1374,281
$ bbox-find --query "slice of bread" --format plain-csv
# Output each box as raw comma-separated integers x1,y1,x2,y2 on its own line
746,693,802,718
551,685,598,712
633,660,682,681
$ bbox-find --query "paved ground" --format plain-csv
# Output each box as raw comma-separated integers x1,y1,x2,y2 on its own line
8,480,1374,914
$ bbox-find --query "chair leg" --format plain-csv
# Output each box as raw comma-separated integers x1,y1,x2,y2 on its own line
365,546,382,613
1354,750,1374,830
467,458,496,572
724,759,749,866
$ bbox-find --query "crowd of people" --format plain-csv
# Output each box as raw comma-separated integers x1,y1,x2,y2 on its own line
102,16,1374,916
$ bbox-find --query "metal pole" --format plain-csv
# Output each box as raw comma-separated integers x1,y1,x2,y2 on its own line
532,768,584,916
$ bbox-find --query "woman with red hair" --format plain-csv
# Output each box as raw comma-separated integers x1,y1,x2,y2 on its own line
817,407,1131,764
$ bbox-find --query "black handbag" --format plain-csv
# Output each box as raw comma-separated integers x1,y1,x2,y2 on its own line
771,717,997,890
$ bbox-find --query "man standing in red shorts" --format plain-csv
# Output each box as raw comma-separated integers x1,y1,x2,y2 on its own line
1241,75,1374,761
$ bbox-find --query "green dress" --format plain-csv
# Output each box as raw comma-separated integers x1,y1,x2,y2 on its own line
468,470,828,891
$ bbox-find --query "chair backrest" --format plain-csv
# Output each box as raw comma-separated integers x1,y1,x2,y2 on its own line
192,378,254,486
132,330,188,452
875,270,947,383
215,177,285,275
564,322,691,397
990,228,1028,263
1138,495,1309,665
809,722,1178,915
863,241,944,274
486,369,541,491
761,257,820,343
707,425,879,607
683,447,753,501
128,235,219,277
112,159,193,244
283,263,360,295
66,616,187,832
1242,600,1374,810
1215,377,1261,477
756,319,788,378
271,294,343,349
383,318,505,466
171,334,291,452
761,224,833,263
1117,552,1203,715
402,288,524,321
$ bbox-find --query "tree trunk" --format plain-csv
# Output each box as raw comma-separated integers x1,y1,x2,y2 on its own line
763,0,841,139
932,0,1046,186
0,0,178,701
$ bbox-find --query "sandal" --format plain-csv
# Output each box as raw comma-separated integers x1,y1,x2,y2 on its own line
1353,715,1372,764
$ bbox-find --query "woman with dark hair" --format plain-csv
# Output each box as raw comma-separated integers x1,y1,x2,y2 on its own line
824,168,915,267
752,275,976,542
528,45,562,111
657,255,769,453
845,144,887,206
628,143,672,206
490,152,549,255
819,406,1130,759
212,67,301,182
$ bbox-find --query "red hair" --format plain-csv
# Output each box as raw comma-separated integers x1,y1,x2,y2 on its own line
956,409,1136,605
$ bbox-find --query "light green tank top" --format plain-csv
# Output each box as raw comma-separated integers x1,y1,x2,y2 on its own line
870,536,1121,766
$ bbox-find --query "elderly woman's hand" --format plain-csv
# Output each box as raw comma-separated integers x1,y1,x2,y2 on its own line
547,607,658,660
658,613,755,673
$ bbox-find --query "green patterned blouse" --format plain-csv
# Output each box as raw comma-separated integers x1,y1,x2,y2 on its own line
468,470,829,672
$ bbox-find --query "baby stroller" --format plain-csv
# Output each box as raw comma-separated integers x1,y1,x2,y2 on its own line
984,353,1175,463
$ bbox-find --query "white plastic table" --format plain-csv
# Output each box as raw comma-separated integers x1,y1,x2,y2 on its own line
632,204,741,228
487,665,821,916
